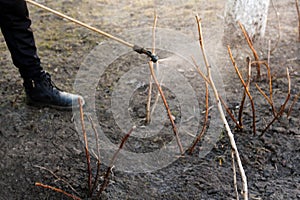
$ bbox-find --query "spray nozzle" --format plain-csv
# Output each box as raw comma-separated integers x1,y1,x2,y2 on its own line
133,45,158,63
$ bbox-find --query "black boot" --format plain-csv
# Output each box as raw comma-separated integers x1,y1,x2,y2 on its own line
23,72,85,110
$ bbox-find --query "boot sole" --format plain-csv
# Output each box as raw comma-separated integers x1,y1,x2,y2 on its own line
25,97,82,111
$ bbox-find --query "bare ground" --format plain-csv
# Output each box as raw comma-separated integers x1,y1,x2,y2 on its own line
0,0,299,199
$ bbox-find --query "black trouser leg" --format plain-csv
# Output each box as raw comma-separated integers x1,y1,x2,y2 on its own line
0,0,43,79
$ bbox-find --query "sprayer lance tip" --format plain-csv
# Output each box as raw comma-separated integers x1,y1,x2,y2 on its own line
150,54,159,63
133,45,159,63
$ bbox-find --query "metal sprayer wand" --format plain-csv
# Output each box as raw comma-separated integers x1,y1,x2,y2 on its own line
25,0,158,62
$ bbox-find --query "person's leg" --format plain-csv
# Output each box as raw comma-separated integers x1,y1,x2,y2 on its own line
0,0,85,109
0,0,43,79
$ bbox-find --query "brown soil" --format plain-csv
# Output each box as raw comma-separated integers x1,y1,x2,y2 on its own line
0,0,299,199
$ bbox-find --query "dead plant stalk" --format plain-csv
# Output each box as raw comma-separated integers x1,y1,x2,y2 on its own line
196,16,248,199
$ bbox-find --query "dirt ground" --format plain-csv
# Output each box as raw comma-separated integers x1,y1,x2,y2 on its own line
0,0,299,199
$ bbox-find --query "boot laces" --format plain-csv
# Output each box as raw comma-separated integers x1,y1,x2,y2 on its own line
40,72,63,92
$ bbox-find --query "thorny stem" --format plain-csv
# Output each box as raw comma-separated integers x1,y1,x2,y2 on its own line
251,60,277,117
148,61,184,155
261,68,291,135
78,98,92,196
196,15,248,199
238,58,252,129
227,46,256,135
238,21,261,80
